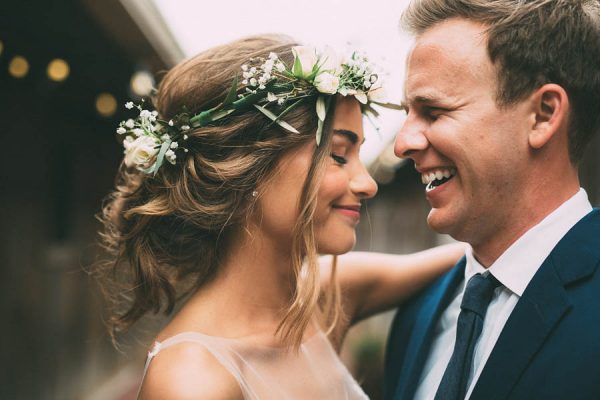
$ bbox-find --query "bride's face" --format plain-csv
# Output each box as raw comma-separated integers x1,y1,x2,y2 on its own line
257,96,377,254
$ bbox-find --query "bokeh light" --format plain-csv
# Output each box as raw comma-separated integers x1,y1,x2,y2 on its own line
95,92,117,117
8,55,29,78
47,58,70,82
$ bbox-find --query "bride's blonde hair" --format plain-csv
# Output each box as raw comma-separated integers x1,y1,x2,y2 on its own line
96,34,342,349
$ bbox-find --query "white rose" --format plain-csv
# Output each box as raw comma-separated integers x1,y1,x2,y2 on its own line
314,72,340,94
318,46,343,75
291,46,318,78
367,86,387,102
124,135,159,168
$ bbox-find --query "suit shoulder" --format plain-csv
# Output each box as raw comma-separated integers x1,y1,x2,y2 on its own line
138,341,243,400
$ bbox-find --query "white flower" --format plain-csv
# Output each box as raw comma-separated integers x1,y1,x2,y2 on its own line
291,46,318,78
367,86,387,102
241,64,248,71
318,46,343,75
314,72,340,94
168,120,174,126
268,52,278,60
250,67,257,74
125,102,134,109
133,128,144,137
184,148,189,152
277,97,285,105
242,79,248,85
140,110,151,119
152,111,158,116
160,134,170,141
267,92,277,102
116,126,127,135
124,135,159,168
275,62,285,72
183,134,188,140
250,78,257,87
243,71,252,79
165,149,176,164
123,136,135,149
170,141,178,149
181,125,190,131
149,115,157,122
125,119,135,129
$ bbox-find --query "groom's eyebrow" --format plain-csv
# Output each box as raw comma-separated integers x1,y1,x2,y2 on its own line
333,129,363,145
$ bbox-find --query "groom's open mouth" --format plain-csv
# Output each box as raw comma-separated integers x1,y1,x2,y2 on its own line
422,168,457,192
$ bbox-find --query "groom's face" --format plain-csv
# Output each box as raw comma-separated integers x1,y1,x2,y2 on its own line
395,18,532,245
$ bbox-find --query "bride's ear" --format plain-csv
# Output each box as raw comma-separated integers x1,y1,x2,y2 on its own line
528,83,569,149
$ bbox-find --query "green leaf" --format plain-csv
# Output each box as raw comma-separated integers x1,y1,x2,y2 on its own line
142,140,171,176
293,54,303,78
209,108,236,121
253,104,299,134
222,75,239,107
316,96,326,121
371,101,406,111
316,118,324,146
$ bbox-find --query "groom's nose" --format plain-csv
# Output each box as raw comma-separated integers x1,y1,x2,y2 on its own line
394,116,429,159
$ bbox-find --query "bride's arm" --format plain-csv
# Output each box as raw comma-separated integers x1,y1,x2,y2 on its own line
320,243,465,325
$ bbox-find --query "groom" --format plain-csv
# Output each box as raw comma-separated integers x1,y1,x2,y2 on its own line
385,1,600,400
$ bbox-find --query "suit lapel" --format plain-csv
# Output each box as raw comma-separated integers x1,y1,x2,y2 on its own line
471,209,600,400
469,256,571,400
395,258,466,400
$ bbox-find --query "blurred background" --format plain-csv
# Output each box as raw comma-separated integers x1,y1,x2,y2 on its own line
2,0,600,399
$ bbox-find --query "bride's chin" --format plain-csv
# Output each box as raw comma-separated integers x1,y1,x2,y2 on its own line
316,238,356,256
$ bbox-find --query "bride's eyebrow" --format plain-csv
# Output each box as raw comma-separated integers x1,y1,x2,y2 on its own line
333,129,364,145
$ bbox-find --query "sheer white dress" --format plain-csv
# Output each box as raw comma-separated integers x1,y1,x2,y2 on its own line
138,329,369,399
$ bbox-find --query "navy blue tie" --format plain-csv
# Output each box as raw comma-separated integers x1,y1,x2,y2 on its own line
434,273,500,400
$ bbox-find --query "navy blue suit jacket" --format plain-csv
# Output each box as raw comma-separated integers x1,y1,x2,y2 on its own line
384,209,600,400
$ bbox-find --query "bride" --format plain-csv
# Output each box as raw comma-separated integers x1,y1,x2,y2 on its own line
97,34,463,399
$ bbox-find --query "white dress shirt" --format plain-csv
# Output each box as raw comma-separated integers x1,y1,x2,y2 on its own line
413,188,592,400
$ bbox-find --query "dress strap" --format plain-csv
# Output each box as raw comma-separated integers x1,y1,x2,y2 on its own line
137,332,258,399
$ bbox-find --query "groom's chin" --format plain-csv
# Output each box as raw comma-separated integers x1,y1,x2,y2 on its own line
426,208,456,236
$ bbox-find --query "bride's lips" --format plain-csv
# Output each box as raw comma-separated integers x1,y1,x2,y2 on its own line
332,204,361,220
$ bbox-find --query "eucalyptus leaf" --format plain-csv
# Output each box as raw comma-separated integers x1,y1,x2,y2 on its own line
316,118,323,146
142,140,171,176
371,101,406,111
316,96,326,121
254,104,299,134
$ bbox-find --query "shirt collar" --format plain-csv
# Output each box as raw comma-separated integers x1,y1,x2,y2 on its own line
465,188,592,297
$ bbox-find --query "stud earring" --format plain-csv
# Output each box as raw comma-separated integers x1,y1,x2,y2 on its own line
251,190,258,197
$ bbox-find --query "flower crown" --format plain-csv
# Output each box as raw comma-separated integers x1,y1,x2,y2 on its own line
116,45,402,175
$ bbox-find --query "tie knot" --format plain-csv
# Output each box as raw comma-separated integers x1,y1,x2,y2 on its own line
460,273,500,316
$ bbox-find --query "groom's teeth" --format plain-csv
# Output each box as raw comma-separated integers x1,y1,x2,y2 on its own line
421,168,457,185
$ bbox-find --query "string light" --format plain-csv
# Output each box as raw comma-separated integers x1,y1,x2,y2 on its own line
47,58,70,82
8,55,29,78
95,93,117,117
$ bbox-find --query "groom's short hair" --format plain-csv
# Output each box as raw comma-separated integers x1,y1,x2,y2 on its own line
401,0,600,164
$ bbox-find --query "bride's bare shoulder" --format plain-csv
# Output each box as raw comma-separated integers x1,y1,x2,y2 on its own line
138,341,243,400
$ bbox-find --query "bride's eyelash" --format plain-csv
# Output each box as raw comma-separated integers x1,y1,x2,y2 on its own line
331,153,348,165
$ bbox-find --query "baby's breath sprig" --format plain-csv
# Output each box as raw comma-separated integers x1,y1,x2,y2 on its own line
117,101,189,176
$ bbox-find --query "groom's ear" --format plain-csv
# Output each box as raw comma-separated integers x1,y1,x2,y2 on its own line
528,83,569,149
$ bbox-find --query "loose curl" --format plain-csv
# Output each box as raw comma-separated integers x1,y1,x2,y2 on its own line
96,34,342,349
